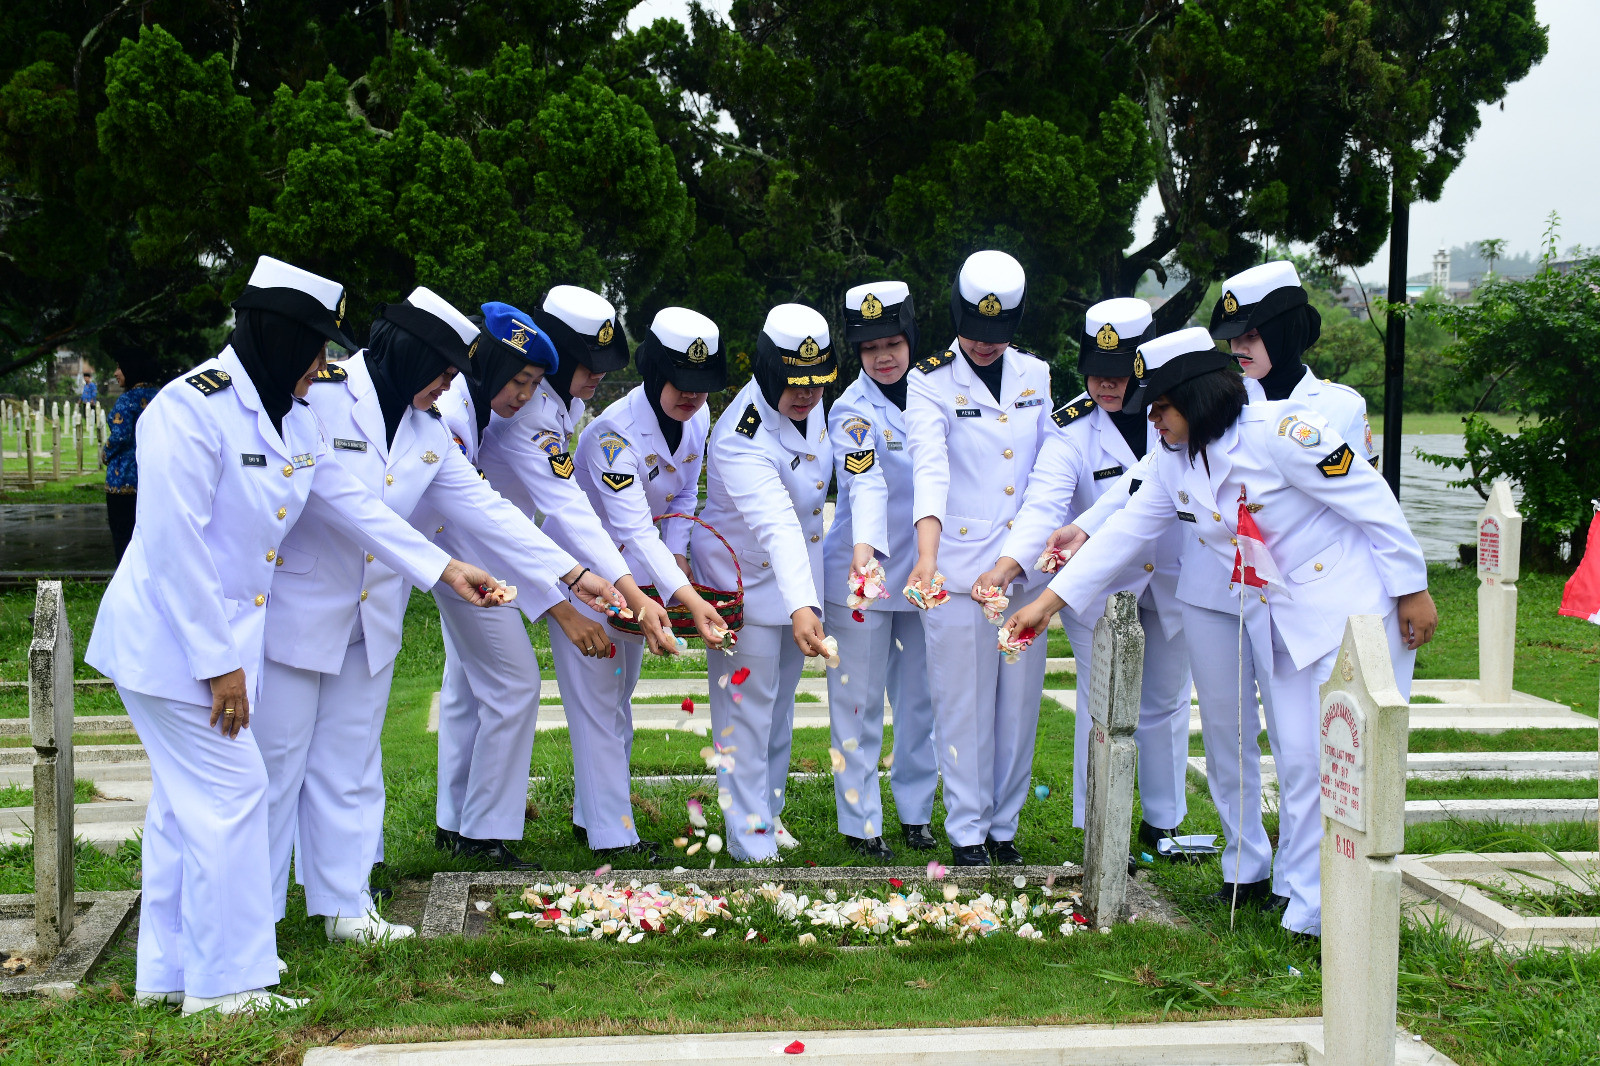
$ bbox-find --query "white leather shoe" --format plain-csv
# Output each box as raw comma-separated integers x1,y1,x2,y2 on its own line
134,990,183,1006
326,912,415,944
773,816,801,851
181,989,308,1016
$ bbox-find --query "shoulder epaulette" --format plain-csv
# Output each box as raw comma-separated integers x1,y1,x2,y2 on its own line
1051,393,1094,428
427,403,443,419
734,403,761,439
185,369,233,396
313,364,347,383
914,349,955,374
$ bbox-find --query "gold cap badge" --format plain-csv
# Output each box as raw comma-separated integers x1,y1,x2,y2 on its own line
977,293,1002,317
861,293,884,320
1133,352,1145,379
687,337,710,364
1096,322,1120,350
598,319,614,345
1222,291,1239,315
336,293,347,327
799,337,820,361
508,325,529,352
466,338,479,362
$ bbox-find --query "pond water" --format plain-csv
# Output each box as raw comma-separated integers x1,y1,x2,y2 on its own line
1376,433,1519,563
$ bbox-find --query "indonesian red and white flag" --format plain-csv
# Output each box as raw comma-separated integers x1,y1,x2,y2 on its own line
1231,488,1289,596
1558,507,1600,624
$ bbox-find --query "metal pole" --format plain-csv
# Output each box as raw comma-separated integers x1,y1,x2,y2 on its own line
1381,184,1409,498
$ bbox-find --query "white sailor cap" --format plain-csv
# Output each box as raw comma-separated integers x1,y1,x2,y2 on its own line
644,306,727,392
1079,297,1154,377
234,255,356,350
1129,326,1235,409
532,284,630,373
1210,260,1309,339
756,303,837,388
951,250,1025,343
374,285,481,378
844,281,916,346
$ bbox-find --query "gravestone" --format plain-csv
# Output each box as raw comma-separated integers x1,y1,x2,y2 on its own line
1081,591,1143,927
1476,481,1522,703
1319,614,1409,1066
30,581,75,957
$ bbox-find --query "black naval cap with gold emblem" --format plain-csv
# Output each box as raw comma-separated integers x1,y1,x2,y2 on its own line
231,255,358,351
531,285,631,373
1127,326,1234,410
844,281,917,349
950,250,1026,344
638,306,727,393
755,303,837,389
1079,297,1154,378
377,286,481,381
1209,261,1319,341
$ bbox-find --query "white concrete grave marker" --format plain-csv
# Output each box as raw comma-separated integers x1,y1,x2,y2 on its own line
1320,614,1409,1066
1476,480,1522,703
1081,591,1143,926
30,580,75,957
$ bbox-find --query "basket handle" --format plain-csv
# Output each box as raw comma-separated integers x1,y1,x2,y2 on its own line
654,512,741,593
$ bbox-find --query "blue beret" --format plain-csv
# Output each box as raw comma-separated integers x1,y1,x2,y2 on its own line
481,301,559,372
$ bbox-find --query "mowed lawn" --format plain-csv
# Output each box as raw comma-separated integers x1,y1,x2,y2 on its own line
1,563,1598,1064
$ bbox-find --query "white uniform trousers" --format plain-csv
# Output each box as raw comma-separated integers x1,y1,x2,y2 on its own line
921,596,1049,847
257,641,394,920
434,592,541,841
706,621,803,862
1184,601,1415,935
549,604,647,850
1063,593,1192,831
120,687,280,999
823,602,939,837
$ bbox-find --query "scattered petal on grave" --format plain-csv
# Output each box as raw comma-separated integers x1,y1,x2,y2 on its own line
948,745,958,763
490,972,505,985
784,1040,806,1055
595,864,613,878
474,900,490,913
842,737,858,752
721,725,735,738
707,834,723,854
686,842,702,856
881,751,895,769
718,788,733,810
621,815,633,829
1013,875,1027,889
927,860,947,880
732,692,743,704
863,820,875,835
718,673,731,688
731,667,751,685
682,698,695,714
1034,785,1050,800
829,748,847,773
844,788,860,805
943,884,960,901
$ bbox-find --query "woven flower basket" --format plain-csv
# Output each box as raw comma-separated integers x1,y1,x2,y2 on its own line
605,513,744,639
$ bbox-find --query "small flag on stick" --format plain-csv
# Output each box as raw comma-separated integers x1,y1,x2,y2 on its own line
1231,489,1289,596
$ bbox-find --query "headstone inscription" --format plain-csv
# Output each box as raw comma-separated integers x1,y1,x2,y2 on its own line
1320,614,1409,1066
1477,480,1522,703
31,581,75,957
1081,591,1143,927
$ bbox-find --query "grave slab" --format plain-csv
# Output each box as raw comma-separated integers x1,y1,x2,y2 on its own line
1398,852,1600,951
1081,592,1141,926
0,890,139,998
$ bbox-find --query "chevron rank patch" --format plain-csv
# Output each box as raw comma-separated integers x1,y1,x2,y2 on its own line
1317,443,1354,478
843,450,876,475
914,349,955,374
1051,393,1093,428
734,403,761,438
313,364,347,383
548,451,575,479
185,369,232,396
601,471,635,492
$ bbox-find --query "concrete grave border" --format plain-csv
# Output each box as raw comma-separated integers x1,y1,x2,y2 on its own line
0,890,139,998
1399,851,1600,951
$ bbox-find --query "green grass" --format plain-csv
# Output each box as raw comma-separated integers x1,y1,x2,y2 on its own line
0,778,96,808
1405,777,1599,801
1393,411,1524,436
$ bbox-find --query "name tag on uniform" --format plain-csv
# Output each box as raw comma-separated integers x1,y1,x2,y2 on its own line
1176,510,1197,522
956,408,981,418
790,455,802,470
241,453,266,467
333,438,367,452
1093,465,1125,480
887,441,903,451
291,452,316,469
648,465,660,481
1014,398,1044,408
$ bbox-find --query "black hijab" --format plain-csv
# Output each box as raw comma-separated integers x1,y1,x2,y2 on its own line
853,308,917,412
1255,304,1321,401
1108,405,1148,461
111,345,165,389
637,336,685,454
962,346,1005,404
366,316,451,446
229,309,327,439
463,326,532,442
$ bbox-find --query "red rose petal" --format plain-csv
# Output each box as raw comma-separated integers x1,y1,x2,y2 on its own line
889,878,904,888
851,609,865,623
731,667,752,685
682,698,695,713
1071,912,1089,926
784,1040,805,1055
543,909,562,921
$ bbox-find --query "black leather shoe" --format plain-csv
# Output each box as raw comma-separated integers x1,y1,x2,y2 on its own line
951,843,990,866
434,826,460,851
844,835,894,860
985,838,1024,866
900,823,938,851
455,837,542,870
1210,879,1274,907
369,862,393,905
571,822,589,844
1138,819,1178,850
1266,893,1291,914
594,840,664,866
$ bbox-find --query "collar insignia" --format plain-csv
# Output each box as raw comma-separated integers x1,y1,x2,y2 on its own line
421,450,440,464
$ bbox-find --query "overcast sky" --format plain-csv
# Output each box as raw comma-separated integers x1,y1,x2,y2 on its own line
628,0,1593,280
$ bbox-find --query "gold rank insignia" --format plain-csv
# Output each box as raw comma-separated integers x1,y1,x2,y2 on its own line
734,403,761,438
844,450,875,474
861,293,884,320
465,338,479,363
685,453,699,463
1019,388,1035,398
1178,490,1189,503
644,453,658,466
1133,352,1145,379
601,471,635,492
915,349,955,374
549,451,575,478
978,293,1002,316
1050,393,1093,428
1096,322,1120,350
954,394,967,405
598,319,615,345
185,368,233,396
1222,290,1239,315
1317,443,1354,478
313,364,347,383
1246,502,1264,513
421,450,440,464
687,338,710,364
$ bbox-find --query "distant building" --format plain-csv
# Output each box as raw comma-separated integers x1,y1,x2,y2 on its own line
1431,246,1450,291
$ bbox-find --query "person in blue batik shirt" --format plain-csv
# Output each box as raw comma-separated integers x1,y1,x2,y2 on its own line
80,369,99,405
102,346,165,564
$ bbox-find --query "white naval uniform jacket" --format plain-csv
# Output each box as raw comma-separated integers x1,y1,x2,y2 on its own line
1245,367,1375,465
262,354,577,676
905,342,1053,590
1000,397,1183,637
1048,401,1427,672
477,378,631,584
821,373,900,609
693,380,865,627
86,347,451,707
575,386,707,600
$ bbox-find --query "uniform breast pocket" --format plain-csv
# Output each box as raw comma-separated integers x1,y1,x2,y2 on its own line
276,551,317,577
1289,542,1343,584
739,547,772,573
946,516,992,541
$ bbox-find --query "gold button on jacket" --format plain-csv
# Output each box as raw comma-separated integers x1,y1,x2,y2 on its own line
361,589,368,601
265,549,276,561
366,553,375,563
385,474,394,485
1144,563,1154,572
282,465,294,477
810,534,819,543
254,594,266,606
1314,562,1324,571
277,507,287,519
1003,449,1013,459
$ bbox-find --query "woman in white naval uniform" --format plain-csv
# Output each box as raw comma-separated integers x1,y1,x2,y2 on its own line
1004,328,1437,936
905,250,1054,868
258,289,619,943
993,298,1191,848
569,307,732,861
429,301,624,869
825,281,937,859
693,304,884,862
85,258,499,1016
